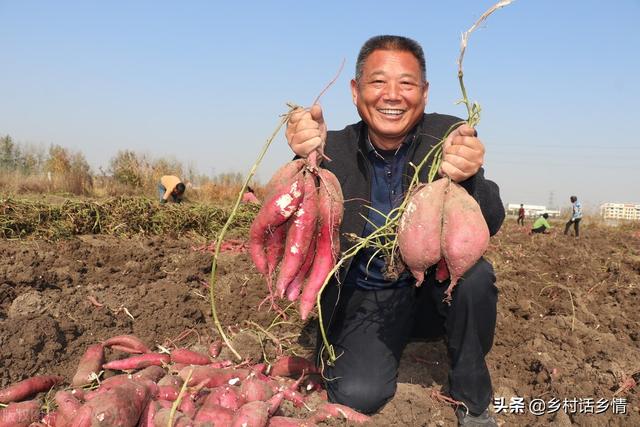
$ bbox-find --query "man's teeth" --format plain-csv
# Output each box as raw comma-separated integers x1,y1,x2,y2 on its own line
379,109,403,115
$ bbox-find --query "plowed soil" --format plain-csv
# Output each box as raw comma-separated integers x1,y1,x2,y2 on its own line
1,220,639,426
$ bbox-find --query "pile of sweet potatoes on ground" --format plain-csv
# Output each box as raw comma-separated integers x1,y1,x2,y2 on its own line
0,334,368,427
249,159,343,320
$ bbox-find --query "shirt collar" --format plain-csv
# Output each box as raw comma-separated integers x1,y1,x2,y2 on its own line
364,126,417,155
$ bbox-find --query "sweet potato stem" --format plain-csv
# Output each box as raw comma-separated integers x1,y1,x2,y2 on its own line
209,107,297,361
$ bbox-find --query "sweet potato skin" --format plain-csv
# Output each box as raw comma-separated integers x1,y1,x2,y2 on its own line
0,400,41,427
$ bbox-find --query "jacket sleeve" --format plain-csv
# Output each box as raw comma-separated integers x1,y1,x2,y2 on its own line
458,168,505,236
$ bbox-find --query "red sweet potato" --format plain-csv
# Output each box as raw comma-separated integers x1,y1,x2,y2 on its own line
138,400,160,427
72,343,105,387
231,401,269,427
310,402,370,424
0,399,41,427
397,179,447,285
152,408,194,427
269,356,317,378
250,172,305,275
69,380,151,427
157,385,179,401
268,416,318,427
102,353,170,371
179,366,250,388
103,334,150,354
265,223,287,277
0,375,64,404
441,182,489,300
157,374,184,388
193,403,235,425
54,390,82,423
275,171,319,298
240,377,274,402
298,169,343,320
285,236,316,301
171,348,211,365
201,385,245,411
133,365,167,383
208,339,223,359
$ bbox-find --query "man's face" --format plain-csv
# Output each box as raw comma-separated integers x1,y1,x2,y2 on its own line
351,49,428,149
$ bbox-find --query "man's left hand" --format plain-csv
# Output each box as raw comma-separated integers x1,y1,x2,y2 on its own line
439,123,484,182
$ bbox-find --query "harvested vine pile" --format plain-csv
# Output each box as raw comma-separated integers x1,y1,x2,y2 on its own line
0,196,258,240
1,211,639,425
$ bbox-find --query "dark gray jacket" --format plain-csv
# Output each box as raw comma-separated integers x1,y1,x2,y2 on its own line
321,113,505,280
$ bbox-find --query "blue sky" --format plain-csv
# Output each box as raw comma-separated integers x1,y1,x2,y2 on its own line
1,0,639,210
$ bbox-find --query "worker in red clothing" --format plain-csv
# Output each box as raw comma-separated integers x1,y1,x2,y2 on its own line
517,204,525,226
241,186,260,204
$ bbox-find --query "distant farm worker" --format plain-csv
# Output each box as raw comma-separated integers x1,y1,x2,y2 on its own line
563,195,582,237
531,213,551,234
517,203,525,226
286,35,505,426
158,175,186,204
241,186,261,204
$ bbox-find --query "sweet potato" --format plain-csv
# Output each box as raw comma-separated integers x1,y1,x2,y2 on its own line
138,400,160,427
0,375,64,404
397,179,447,285
201,385,245,411
231,401,269,427
240,377,274,402
250,172,306,275
153,408,194,427
269,356,317,378
441,182,489,300
72,343,105,387
69,380,151,427
157,385,179,401
265,223,287,277
298,169,343,320
179,366,250,388
171,348,211,365
310,402,370,424
193,403,234,425
103,334,150,354
102,353,170,371
208,339,223,359
54,390,82,423
0,399,41,427
268,416,317,427
133,365,167,383
285,236,316,301
275,171,319,298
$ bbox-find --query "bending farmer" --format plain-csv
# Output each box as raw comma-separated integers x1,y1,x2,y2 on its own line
158,175,185,204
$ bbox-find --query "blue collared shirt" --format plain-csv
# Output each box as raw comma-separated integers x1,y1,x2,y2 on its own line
345,132,416,289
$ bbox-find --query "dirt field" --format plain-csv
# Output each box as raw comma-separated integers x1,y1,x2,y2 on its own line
1,219,639,426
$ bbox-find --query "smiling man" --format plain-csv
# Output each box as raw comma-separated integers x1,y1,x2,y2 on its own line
286,35,505,426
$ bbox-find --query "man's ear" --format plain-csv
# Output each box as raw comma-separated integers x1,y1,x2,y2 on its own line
350,79,359,106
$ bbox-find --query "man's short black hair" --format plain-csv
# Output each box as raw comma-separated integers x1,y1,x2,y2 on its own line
176,182,186,194
355,35,427,83
542,213,549,219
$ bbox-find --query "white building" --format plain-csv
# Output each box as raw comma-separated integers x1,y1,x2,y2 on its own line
506,203,561,218
600,202,640,220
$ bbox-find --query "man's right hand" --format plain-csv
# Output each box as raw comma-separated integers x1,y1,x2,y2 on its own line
286,104,327,158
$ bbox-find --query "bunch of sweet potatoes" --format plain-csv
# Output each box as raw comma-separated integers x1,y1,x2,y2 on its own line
249,160,343,320
397,178,489,300
0,334,369,427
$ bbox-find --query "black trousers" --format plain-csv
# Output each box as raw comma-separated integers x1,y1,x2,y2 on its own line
316,258,498,415
531,225,548,234
564,218,581,236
